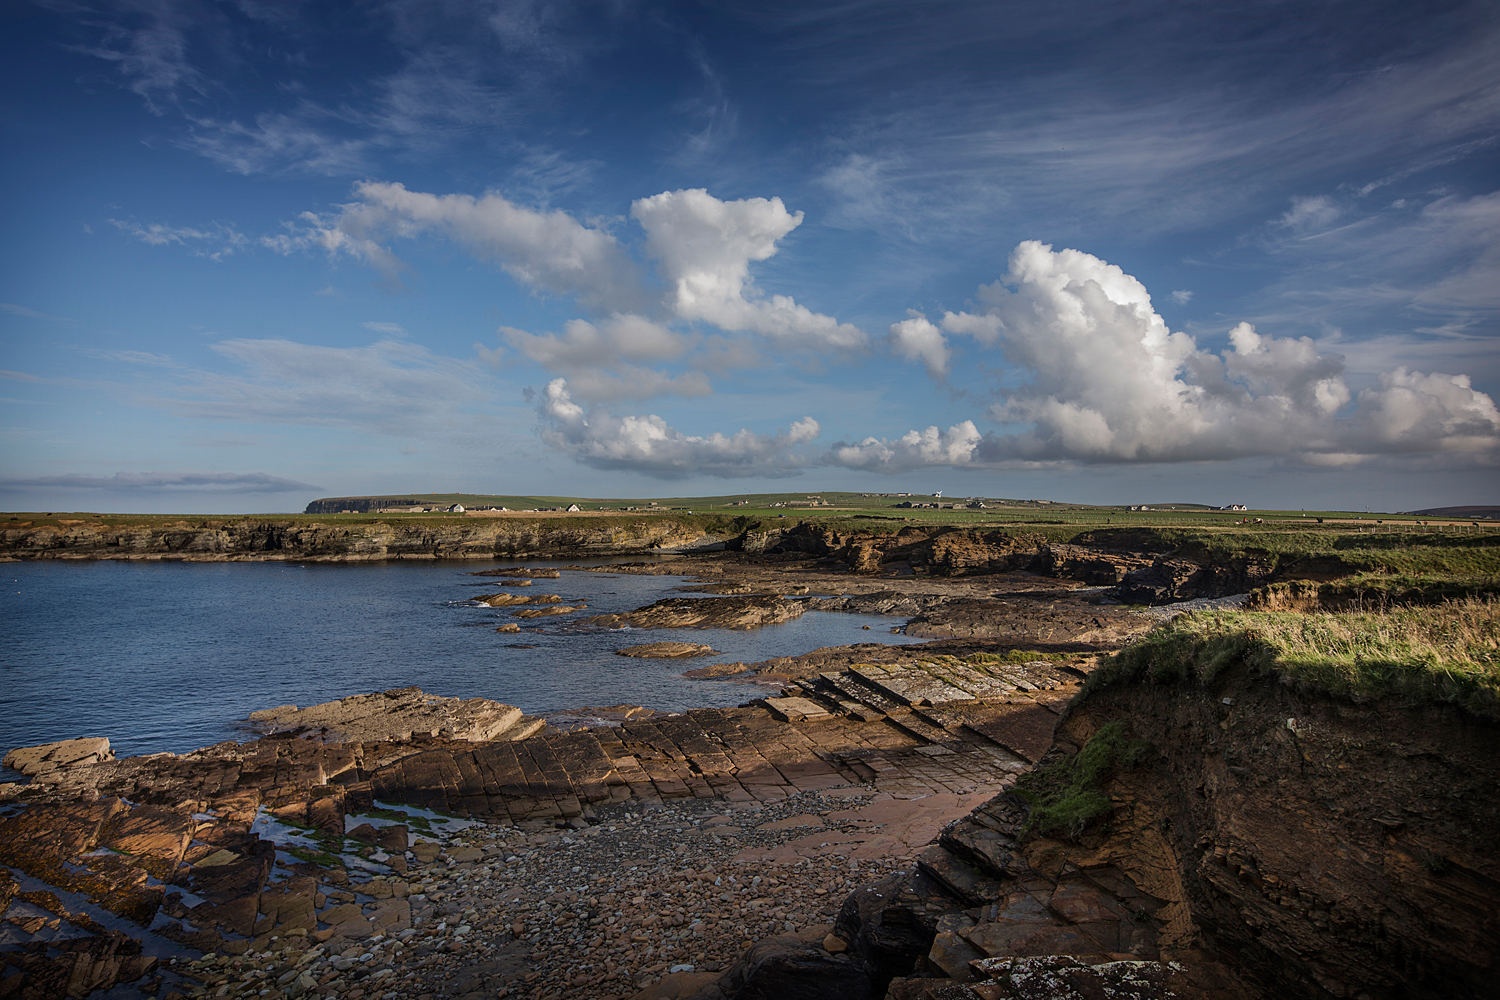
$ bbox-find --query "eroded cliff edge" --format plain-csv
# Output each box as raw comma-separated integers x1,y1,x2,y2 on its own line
823,643,1500,999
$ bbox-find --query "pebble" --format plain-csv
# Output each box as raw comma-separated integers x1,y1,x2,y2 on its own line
154,790,899,1000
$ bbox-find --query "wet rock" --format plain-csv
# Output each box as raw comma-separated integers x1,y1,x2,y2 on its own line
617,642,718,659
682,661,752,678
511,604,586,618
474,591,557,607
808,592,948,617
583,596,807,631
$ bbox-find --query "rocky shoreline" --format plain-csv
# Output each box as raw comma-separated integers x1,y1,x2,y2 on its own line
2,517,1300,607
4,551,1494,1000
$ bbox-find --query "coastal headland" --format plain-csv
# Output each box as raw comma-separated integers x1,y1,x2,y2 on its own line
2,508,1497,999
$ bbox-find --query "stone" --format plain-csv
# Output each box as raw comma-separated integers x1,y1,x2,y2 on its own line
625,970,722,999
246,687,529,743
616,642,717,659
3,737,114,777
582,596,807,631
496,623,522,633
763,697,833,723
927,929,984,981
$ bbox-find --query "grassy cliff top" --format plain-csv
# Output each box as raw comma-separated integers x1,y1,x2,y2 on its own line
1093,601,1500,719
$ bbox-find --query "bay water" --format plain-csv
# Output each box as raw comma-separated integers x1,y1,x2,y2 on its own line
0,559,922,771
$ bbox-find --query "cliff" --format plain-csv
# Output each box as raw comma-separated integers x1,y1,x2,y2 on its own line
823,616,1500,999
0,517,732,561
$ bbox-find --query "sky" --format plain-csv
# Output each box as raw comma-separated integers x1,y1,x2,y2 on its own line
1,0,1498,514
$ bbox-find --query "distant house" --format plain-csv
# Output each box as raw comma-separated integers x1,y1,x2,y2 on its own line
447,503,466,513
1219,504,1247,511
566,504,581,512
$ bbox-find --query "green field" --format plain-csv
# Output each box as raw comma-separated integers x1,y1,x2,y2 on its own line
7,489,1495,539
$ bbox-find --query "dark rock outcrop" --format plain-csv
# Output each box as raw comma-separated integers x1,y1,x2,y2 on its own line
582,596,808,630
795,659,1500,1000
0,518,732,562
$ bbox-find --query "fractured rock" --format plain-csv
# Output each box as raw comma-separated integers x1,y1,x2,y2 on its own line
3,737,115,779
616,642,717,658
246,687,535,743
583,596,807,630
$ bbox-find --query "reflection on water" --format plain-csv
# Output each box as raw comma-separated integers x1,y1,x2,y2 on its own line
0,559,924,760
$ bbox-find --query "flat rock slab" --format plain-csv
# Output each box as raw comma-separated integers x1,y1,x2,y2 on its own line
475,592,560,606
3,737,114,778
470,567,560,578
764,696,834,723
246,686,535,743
582,596,807,630
683,661,751,678
617,642,717,658
851,664,977,707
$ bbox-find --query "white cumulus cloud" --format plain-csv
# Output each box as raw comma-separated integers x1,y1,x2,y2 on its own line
631,188,866,351
314,181,651,313
534,378,819,478
826,240,1499,471
498,315,708,403
889,311,950,377
825,421,981,472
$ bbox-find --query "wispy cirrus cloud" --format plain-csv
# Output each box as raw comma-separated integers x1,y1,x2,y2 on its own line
0,471,321,493
1,302,71,322
110,218,248,259
84,334,503,438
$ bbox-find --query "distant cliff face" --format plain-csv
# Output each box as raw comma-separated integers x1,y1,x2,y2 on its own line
303,497,427,514
0,518,732,561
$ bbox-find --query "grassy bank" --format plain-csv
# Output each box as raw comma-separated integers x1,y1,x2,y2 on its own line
1094,601,1500,718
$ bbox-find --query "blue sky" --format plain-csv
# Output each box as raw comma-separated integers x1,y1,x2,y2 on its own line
2,0,1497,513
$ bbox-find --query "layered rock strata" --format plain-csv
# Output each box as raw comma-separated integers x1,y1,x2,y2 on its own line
810,662,1500,1000
246,688,546,745
0,656,1084,998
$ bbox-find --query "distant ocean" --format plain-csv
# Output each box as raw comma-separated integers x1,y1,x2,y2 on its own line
0,560,922,768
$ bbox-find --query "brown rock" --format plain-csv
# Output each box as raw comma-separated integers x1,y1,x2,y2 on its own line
246,686,529,743
616,642,717,659
3,737,115,778
583,596,806,631
682,662,750,678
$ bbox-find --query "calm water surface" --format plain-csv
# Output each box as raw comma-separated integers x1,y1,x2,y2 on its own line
0,559,922,763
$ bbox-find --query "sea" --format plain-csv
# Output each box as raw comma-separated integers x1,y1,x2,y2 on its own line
0,558,924,775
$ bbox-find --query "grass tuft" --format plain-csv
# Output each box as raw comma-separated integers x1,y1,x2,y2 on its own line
1012,721,1153,840
1091,599,1500,717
